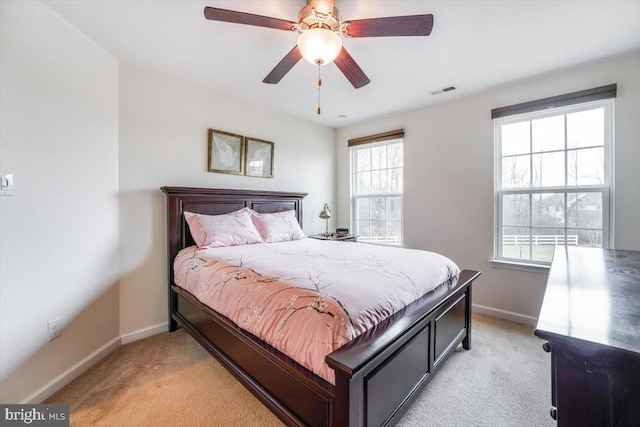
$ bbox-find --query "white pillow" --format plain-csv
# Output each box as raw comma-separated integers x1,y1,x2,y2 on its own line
184,209,263,248
250,210,305,243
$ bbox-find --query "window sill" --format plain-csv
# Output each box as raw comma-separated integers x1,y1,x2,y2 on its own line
490,259,550,274
358,241,403,248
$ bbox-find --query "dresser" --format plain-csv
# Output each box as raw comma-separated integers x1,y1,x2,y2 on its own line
535,247,640,426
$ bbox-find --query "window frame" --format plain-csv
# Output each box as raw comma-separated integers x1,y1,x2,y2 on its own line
350,138,404,246
493,98,614,268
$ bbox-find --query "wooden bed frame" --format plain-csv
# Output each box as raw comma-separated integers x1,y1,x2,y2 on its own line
162,186,480,426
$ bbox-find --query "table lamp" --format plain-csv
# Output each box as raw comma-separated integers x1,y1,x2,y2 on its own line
319,203,331,237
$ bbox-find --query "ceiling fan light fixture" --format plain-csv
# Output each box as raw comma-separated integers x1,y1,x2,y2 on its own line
204,3,434,92
297,27,343,65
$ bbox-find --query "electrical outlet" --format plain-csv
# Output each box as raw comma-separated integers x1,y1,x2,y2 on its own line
47,318,62,341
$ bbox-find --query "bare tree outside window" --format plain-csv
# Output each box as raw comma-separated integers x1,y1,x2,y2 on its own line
352,139,403,245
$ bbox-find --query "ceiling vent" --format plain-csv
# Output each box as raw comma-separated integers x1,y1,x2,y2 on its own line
430,86,456,95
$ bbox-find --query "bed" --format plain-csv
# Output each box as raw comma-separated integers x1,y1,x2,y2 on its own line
162,186,481,426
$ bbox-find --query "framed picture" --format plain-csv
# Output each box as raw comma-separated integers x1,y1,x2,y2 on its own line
244,137,274,178
208,129,244,175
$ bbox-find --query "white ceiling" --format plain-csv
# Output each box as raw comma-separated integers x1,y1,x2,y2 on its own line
43,0,640,128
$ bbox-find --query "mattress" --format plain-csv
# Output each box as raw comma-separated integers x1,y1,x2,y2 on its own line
173,238,460,384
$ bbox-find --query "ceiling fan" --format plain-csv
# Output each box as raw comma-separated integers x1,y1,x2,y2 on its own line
203,0,434,90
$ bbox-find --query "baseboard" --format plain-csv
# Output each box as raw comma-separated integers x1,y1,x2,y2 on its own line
472,304,538,326
20,336,121,404
120,322,168,345
20,322,169,404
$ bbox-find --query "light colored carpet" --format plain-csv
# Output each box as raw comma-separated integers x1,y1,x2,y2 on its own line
397,313,555,427
46,329,282,427
46,313,555,426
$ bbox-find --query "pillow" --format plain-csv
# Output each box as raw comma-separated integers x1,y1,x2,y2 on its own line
184,209,263,248
249,210,305,243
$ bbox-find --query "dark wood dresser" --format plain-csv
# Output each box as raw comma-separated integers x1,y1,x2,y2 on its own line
535,247,640,426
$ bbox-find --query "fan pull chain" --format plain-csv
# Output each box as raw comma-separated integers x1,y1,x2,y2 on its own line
317,63,322,115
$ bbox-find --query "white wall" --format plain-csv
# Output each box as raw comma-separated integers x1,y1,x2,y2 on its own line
336,52,640,323
118,63,336,338
0,1,120,403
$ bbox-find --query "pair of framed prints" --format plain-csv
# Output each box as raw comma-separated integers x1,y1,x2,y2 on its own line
207,129,274,178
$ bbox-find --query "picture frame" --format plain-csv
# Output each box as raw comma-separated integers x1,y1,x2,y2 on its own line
244,137,274,178
208,129,244,175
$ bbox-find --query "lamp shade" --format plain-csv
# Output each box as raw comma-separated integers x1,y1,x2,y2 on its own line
319,203,331,219
297,28,343,65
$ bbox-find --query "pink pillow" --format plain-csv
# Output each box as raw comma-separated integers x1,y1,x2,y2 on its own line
250,210,305,243
184,209,263,248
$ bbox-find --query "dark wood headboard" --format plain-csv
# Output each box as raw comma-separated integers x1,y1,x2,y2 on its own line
161,186,307,285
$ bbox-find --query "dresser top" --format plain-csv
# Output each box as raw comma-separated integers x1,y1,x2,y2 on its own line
535,247,640,355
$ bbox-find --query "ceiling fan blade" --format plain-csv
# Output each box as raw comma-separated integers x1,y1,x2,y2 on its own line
263,46,303,84
334,47,370,89
309,0,335,15
204,7,297,31
343,14,434,37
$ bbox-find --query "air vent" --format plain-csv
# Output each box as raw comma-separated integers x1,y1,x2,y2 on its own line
430,85,456,95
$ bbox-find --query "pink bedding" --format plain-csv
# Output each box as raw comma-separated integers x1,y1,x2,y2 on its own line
173,238,460,384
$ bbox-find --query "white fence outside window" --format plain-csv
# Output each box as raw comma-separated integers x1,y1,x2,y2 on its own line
503,234,578,246
358,235,402,245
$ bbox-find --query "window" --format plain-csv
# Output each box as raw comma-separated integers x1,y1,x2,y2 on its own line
493,86,615,266
349,130,404,245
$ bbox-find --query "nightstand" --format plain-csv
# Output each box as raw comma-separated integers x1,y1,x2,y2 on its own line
308,234,358,242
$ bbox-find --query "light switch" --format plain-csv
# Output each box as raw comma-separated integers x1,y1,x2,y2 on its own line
0,173,14,196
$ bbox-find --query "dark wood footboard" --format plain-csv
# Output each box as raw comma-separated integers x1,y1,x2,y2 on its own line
161,186,481,426
327,269,478,426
